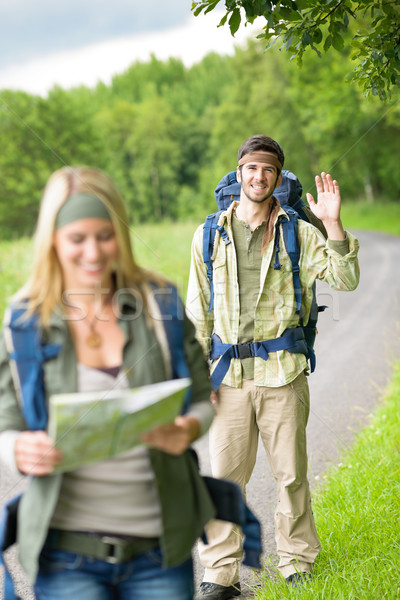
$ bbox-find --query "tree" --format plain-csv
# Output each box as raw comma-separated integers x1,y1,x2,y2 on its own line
192,0,400,100
194,37,400,204
0,91,43,237
110,55,186,104
0,86,108,238
125,96,182,221
98,95,183,221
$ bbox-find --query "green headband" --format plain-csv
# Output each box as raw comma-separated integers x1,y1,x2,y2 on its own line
55,194,111,230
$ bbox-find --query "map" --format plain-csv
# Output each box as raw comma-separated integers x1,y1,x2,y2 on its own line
47,378,191,472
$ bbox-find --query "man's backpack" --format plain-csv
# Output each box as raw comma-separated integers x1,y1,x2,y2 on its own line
202,170,326,387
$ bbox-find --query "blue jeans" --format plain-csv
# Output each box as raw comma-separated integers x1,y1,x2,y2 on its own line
34,547,194,600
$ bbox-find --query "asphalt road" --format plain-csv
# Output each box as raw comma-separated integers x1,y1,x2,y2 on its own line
1,230,400,599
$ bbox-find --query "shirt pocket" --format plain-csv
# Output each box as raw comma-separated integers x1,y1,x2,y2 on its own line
265,254,297,315
212,251,227,283
211,252,229,308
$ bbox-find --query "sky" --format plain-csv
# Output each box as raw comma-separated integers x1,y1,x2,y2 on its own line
0,0,261,96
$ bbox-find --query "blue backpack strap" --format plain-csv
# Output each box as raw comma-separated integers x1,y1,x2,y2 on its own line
1,306,62,599
4,305,61,430
150,283,191,413
279,209,302,314
274,212,328,373
209,328,307,391
302,282,327,373
203,212,231,313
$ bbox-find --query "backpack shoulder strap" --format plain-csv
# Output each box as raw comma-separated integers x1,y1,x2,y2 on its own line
275,209,302,314
3,304,61,431
203,211,231,313
147,283,191,413
1,305,61,599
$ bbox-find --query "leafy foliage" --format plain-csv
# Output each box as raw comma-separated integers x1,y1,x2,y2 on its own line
0,87,107,238
0,38,399,238
192,0,400,100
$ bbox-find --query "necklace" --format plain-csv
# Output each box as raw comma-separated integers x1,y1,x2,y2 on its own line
66,292,114,349
85,315,102,348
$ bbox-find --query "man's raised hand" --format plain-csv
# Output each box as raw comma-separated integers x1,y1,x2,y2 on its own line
306,172,345,240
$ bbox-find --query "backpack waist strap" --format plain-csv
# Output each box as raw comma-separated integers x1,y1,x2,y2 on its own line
209,328,307,391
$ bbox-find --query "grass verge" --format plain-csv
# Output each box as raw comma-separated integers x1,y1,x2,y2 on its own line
253,360,400,600
130,220,198,295
341,201,400,236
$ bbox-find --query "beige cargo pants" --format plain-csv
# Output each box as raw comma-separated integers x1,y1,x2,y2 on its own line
198,372,321,585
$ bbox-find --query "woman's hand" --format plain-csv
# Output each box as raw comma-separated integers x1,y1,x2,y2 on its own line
141,415,201,455
15,431,63,476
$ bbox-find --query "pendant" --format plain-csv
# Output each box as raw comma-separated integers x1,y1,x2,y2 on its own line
86,332,102,348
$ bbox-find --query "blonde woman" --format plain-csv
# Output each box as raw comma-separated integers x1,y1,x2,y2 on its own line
0,166,214,600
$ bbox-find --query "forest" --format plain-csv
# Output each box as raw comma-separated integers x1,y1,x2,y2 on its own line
0,36,399,239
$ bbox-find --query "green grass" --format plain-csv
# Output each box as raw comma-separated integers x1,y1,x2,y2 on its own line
130,220,199,296
0,237,33,315
251,360,400,600
341,201,400,236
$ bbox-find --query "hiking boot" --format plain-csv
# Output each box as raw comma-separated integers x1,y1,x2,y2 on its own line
286,572,312,587
194,581,241,600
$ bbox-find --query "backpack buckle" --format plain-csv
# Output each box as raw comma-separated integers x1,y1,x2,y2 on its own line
232,342,254,359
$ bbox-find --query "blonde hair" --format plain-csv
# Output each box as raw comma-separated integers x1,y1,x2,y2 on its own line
16,165,164,325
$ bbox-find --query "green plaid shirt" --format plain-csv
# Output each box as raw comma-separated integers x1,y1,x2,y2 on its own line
186,201,360,388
